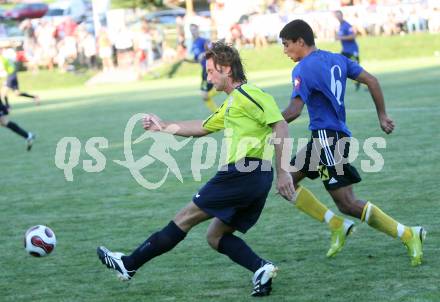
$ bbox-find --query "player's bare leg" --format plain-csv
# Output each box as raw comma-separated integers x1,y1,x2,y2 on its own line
328,185,426,266
290,170,354,257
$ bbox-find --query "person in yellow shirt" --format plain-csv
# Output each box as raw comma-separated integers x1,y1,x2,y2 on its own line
97,42,295,297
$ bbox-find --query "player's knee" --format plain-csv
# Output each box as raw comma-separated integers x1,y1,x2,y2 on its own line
173,202,207,232
0,118,8,127
335,201,352,215
334,194,358,215
173,210,195,232
206,231,220,250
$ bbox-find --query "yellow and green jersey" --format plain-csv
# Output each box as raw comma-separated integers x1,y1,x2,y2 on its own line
203,83,284,164
0,55,16,75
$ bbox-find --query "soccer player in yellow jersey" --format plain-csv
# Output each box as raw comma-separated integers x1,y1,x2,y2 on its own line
0,48,36,150
279,20,425,266
97,42,295,296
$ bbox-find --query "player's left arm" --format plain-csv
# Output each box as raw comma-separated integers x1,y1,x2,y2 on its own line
338,33,356,41
271,120,295,202
356,70,395,134
338,25,356,41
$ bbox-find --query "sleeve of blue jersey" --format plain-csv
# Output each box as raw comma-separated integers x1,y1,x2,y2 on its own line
345,57,364,80
290,67,310,102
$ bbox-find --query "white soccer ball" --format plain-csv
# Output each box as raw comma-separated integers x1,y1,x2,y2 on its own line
24,225,57,257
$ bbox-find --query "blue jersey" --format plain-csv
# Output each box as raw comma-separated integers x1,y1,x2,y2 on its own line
291,49,363,136
191,37,208,62
338,21,359,55
191,36,209,75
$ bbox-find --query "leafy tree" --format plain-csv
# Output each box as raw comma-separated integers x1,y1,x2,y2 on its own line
111,0,164,9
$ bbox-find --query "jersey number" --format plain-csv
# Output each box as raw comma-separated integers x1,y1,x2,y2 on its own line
330,65,342,105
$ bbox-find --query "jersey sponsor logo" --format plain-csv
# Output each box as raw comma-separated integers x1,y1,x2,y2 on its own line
294,77,301,90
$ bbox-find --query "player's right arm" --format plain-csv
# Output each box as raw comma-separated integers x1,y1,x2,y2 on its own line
142,114,210,137
283,67,308,123
356,70,395,134
282,97,305,123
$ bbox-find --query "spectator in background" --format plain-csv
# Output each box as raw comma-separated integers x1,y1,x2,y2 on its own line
83,31,97,70
253,11,268,48
230,22,242,48
267,0,280,13
334,10,360,91
134,20,153,78
19,19,37,57
114,27,134,68
241,16,255,48
428,7,440,34
36,20,57,70
97,29,113,72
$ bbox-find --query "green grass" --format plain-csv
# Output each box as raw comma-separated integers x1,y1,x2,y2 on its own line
1,44,439,301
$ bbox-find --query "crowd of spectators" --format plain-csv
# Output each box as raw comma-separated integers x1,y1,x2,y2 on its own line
1,0,439,75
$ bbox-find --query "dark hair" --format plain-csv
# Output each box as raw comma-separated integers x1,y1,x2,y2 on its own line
205,41,247,83
279,19,315,46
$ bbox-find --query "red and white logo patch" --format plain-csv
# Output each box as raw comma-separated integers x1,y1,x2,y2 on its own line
294,77,301,90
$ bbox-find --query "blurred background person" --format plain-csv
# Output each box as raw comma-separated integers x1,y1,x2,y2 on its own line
334,10,360,91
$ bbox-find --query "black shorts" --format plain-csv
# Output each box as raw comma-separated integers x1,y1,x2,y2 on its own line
193,158,273,233
290,129,361,190
0,102,9,116
6,74,19,90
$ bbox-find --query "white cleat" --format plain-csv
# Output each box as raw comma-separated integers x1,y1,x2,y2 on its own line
251,262,278,297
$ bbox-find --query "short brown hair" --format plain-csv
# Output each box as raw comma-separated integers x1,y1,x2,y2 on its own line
205,41,247,83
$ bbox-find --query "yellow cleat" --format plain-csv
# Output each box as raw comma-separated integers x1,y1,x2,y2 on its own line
327,220,355,258
403,226,426,267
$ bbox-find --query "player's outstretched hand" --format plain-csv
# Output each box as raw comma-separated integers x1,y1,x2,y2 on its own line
277,171,296,202
143,113,163,131
379,114,395,134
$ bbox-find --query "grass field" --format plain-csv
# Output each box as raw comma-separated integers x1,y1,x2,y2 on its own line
1,36,439,301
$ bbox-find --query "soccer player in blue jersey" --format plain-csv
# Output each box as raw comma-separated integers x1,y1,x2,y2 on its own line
279,19,425,266
334,10,361,91
186,24,218,112
97,42,295,296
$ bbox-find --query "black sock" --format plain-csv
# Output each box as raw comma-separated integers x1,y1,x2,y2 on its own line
6,121,29,139
122,221,186,271
19,92,36,99
218,233,264,272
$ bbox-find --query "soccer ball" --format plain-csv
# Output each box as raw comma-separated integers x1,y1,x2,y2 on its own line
24,225,56,257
